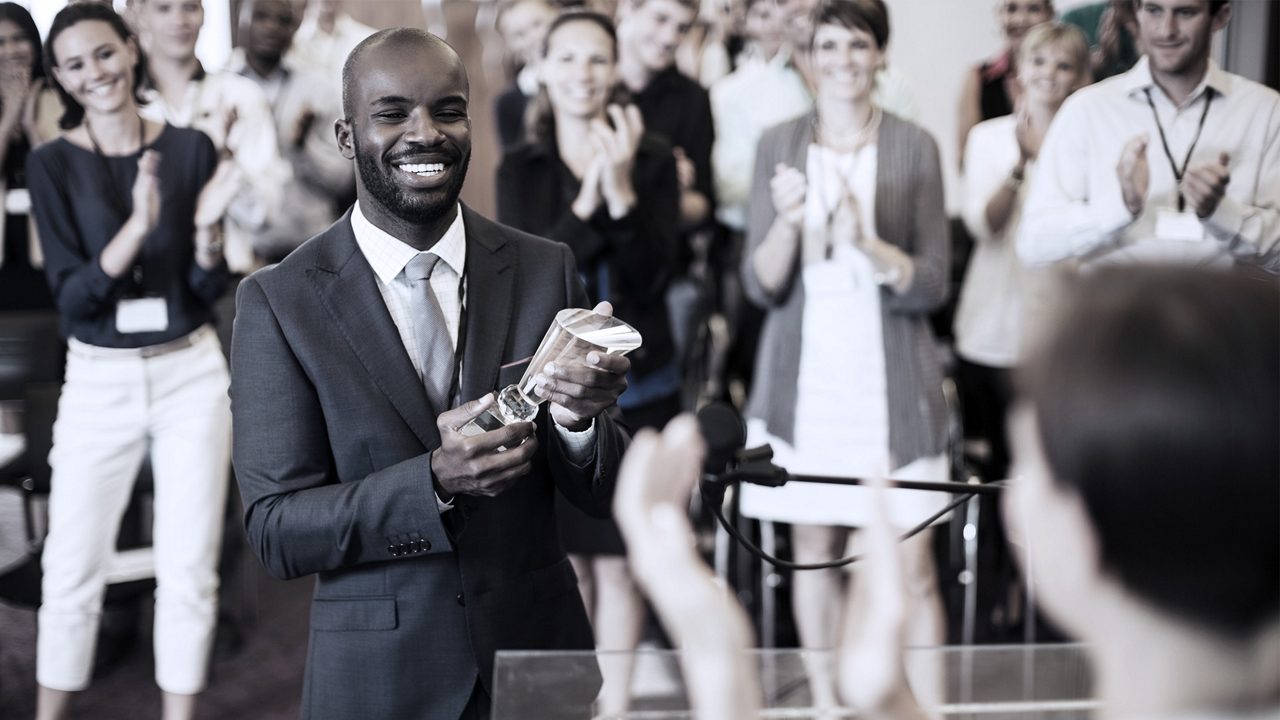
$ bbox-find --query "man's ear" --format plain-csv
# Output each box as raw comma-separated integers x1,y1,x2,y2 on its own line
1210,2,1231,33
335,118,355,160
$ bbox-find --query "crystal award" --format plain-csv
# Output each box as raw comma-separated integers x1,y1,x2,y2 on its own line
458,308,643,437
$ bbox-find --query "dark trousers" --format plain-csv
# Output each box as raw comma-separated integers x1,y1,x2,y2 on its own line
955,358,1014,481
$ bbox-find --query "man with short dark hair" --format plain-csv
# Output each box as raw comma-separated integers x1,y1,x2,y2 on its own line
616,0,715,231
1019,0,1279,272
231,28,630,720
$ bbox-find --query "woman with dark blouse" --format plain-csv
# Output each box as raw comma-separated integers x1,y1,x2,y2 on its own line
495,10,679,716
28,6,238,720
0,2,60,312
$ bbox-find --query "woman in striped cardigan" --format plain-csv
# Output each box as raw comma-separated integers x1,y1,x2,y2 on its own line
739,0,950,708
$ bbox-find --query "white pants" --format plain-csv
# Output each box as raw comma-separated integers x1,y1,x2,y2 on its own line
37,327,232,695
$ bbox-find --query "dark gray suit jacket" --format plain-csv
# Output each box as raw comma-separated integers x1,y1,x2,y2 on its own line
230,205,624,720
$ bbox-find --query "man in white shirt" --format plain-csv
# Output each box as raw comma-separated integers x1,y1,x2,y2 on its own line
1019,0,1279,272
227,0,354,261
710,0,811,232
286,0,377,79
231,28,631,719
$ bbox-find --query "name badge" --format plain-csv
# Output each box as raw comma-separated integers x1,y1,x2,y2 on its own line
116,297,169,334
4,188,30,214
1155,207,1205,242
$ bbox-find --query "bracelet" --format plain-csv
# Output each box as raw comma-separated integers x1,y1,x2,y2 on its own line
873,265,902,288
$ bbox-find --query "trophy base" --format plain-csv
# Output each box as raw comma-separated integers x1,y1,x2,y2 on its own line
458,385,539,437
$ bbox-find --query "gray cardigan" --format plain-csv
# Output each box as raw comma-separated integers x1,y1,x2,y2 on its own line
741,111,950,467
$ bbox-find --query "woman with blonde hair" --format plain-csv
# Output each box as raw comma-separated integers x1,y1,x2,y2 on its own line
953,21,1090,488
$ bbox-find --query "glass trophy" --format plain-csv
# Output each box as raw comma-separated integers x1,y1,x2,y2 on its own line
458,308,642,437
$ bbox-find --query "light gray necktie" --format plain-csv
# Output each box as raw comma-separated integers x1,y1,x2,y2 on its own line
405,253,455,411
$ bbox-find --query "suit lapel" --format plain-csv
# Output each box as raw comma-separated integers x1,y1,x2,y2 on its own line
308,212,442,450
459,205,516,403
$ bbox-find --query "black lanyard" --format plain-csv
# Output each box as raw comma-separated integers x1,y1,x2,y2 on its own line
86,115,148,289
447,263,468,405
1144,87,1214,212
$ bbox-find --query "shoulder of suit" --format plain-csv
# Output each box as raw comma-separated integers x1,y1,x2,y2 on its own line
474,212,572,261
248,216,346,287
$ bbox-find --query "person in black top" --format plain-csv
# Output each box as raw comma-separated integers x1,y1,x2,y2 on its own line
496,11,679,716
27,5,240,719
616,0,714,232
493,0,558,149
0,2,59,313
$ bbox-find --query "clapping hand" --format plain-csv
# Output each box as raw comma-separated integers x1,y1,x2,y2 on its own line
0,63,31,139
131,149,162,235
194,158,245,230
771,163,807,229
614,415,762,720
840,185,913,291
1013,107,1042,164
613,415,703,559
1181,152,1230,219
589,104,644,218
289,106,317,150
531,301,631,432
1117,133,1150,217
673,146,696,192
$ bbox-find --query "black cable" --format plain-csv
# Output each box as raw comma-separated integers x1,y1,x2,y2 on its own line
703,479,983,571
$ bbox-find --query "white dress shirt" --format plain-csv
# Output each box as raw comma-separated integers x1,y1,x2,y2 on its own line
1019,57,1280,271
225,49,353,259
711,45,812,230
350,203,596,510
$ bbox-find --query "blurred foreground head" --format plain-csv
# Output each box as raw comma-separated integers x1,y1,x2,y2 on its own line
1010,266,1277,659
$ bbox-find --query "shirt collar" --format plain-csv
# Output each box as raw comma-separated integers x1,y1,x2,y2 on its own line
740,43,793,69
351,201,467,285
1121,55,1231,105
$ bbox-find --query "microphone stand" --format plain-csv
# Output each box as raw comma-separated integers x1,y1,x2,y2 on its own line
701,444,1004,571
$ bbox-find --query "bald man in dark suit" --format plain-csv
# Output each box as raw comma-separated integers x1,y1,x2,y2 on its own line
230,28,631,720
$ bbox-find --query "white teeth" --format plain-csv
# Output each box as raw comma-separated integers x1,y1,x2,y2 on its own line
396,162,445,176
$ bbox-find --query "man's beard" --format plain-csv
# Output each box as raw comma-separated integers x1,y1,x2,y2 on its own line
354,138,471,225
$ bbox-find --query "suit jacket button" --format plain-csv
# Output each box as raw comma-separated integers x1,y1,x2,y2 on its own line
456,593,465,606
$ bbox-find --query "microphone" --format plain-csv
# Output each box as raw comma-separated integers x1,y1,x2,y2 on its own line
695,401,745,475
695,402,1001,496
693,403,1002,571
